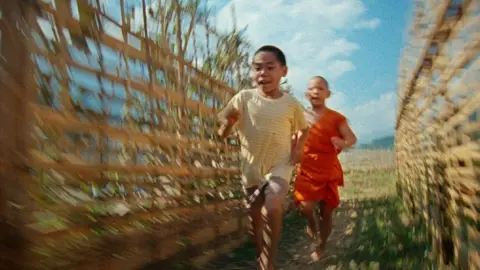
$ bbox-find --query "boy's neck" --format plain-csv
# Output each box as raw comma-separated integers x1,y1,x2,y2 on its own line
258,88,283,99
312,105,328,114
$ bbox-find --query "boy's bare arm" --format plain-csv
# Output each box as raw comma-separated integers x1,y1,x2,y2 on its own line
331,122,357,149
295,127,309,149
217,108,240,138
290,127,309,165
218,123,233,138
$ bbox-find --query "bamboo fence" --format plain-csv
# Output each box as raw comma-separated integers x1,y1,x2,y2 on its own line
0,1,247,269
395,0,479,269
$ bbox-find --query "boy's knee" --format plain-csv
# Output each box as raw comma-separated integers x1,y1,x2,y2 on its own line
263,177,289,216
298,201,315,216
264,193,283,215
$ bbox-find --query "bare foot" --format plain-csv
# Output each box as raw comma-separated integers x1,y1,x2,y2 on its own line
310,241,326,262
305,225,315,239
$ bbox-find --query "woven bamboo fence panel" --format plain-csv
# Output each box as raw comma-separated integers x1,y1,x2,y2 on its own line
0,1,247,269
395,0,479,269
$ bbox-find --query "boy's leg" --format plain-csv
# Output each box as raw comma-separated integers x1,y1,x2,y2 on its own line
245,185,266,261
298,201,318,239
317,201,334,251
259,177,289,270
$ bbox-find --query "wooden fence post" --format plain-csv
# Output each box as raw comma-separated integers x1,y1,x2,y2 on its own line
0,1,37,269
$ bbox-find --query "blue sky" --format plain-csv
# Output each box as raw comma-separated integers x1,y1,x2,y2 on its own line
209,0,413,143
39,0,413,143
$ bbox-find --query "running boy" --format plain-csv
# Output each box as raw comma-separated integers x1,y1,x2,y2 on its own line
293,76,357,261
218,45,309,270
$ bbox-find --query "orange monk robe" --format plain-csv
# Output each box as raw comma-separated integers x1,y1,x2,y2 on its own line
294,109,346,209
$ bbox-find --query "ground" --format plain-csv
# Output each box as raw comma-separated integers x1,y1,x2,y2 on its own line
206,169,434,270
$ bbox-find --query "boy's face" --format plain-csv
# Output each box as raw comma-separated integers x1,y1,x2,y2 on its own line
252,52,287,94
306,78,329,106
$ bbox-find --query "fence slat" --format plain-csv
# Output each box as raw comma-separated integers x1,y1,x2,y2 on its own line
0,1,244,269
396,1,480,268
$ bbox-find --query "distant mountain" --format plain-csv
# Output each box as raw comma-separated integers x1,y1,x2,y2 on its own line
357,135,395,150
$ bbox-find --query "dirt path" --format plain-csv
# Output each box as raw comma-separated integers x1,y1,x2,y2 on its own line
208,196,431,270
206,200,362,270
278,200,373,270
279,204,355,270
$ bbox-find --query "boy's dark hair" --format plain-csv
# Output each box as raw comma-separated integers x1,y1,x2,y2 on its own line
254,45,287,66
312,76,329,89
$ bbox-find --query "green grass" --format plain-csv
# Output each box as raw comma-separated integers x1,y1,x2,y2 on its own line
318,197,433,270
207,170,435,270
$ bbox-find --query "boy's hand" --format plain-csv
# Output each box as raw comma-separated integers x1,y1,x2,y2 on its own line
225,108,240,124
217,124,232,138
290,146,303,165
218,108,240,138
330,136,346,149
291,128,308,165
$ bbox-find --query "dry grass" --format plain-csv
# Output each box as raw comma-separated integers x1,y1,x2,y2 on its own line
339,150,395,173
341,169,396,200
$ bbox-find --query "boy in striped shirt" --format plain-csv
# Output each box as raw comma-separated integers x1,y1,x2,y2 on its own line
218,45,309,270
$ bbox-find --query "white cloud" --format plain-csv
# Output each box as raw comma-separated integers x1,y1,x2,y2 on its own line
332,91,397,143
326,91,347,112
353,18,381,30
214,0,380,98
326,60,356,80
316,39,360,62
213,0,390,142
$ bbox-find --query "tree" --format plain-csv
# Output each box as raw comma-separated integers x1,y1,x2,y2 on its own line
203,4,252,90
145,1,253,92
